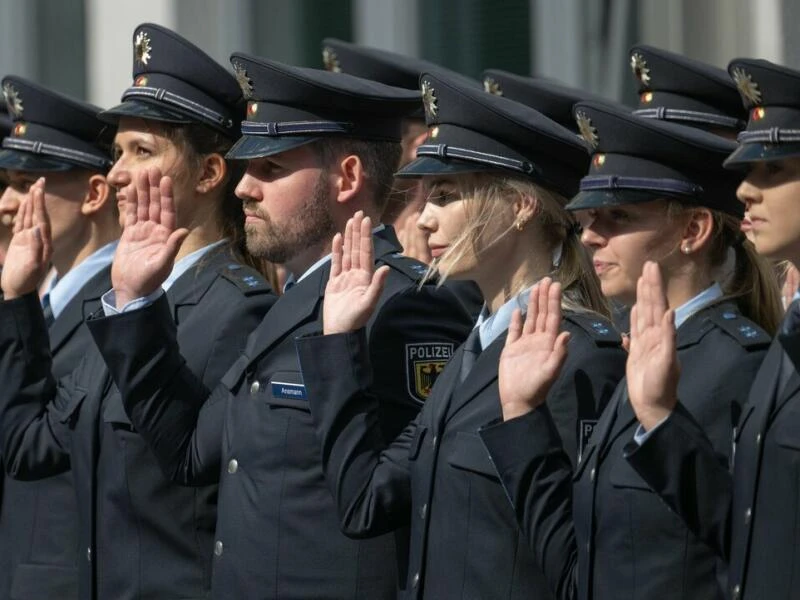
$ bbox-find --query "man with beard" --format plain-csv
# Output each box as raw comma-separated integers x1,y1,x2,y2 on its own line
86,54,476,599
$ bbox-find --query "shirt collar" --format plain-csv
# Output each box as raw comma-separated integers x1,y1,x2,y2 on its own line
476,285,534,350
47,240,118,319
673,282,724,329
163,239,228,291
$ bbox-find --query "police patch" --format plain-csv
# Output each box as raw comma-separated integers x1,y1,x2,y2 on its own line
406,342,454,402
579,419,598,461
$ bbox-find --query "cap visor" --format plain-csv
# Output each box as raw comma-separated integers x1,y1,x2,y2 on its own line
565,189,665,211
225,135,318,160
99,100,193,127
723,142,800,169
395,156,497,178
0,148,74,172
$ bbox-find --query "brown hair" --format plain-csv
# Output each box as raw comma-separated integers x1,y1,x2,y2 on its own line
427,173,610,319
667,201,782,335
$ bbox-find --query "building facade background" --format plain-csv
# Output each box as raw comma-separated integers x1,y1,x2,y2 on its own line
0,0,792,109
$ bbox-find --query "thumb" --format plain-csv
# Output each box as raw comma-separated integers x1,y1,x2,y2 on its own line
364,265,390,306
163,228,190,260
621,333,630,353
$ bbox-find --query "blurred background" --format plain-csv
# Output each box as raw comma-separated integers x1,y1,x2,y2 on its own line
0,0,793,109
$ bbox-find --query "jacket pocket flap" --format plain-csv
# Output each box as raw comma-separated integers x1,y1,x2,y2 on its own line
446,431,498,478
608,455,652,491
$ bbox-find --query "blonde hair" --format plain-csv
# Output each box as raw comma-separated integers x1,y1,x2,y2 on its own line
666,201,782,335
426,173,610,319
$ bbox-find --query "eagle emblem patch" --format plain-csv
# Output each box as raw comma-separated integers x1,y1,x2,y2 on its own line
406,342,453,402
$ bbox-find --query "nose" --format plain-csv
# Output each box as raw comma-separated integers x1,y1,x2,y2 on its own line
736,177,760,210
235,170,261,202
0,185,22,227
417,201,439,233
107,158,131,192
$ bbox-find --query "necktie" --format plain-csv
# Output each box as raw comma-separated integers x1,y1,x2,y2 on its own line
459,327,482,383
41,293,55,328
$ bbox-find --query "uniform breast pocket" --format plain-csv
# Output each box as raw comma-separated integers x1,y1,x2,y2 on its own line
445,431,499,481
264,371,311,414
608,455,653,491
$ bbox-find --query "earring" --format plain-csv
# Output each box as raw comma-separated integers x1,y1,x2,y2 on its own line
516,220,525,232
682,245,691,254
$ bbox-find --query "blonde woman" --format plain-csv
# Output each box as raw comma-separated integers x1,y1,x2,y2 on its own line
294,72,625,598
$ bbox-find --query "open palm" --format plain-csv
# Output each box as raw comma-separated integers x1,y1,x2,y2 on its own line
111,167,188,307
626,261,680,430
498,278,570,421
1,178,53,299
322,211,389,335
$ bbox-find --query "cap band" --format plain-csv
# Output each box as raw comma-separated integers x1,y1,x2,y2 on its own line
416,143,536,175
580,174,703,197
737,127,800,144
2,137,111,170
241,120,353,136
122,86,233,129
634,107,744,129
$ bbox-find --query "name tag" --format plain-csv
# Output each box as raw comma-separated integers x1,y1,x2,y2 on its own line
271,381,307,400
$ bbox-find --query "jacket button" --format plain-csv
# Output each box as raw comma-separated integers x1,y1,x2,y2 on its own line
412,573,420,588
214,540,224,557
86,547,92,563
732,584,741,600
756,433,761,447
590,467,596,482
419,503,427,519
250,381,261,395
744,508,751,525
228,459,239,474
431,435,438,448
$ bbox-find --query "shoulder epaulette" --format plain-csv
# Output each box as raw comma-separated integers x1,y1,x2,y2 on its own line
219,263,273,296
708,309,771,350
563,312,622,347
378,252,432,283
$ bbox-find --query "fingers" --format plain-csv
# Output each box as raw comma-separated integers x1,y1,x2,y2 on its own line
351,211,363,271
506,308,523,345
124,183,138,228
148,167,163,224
31,180,52,265
159,175,177,232
342,218,353,273
136,169,149,223
546,281,563,336
522,282,540,335
629,305,639,339
13,195,27,234
21,187,33,230
360,214,374,273
330,233,343,278
535,278,550,333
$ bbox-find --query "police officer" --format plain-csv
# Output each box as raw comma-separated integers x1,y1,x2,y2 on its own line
293,70,626,599
0,77,118,600
86,54,476,599
0,104,15,266
480,100,780,599
0,23,276,600
624,59,800,600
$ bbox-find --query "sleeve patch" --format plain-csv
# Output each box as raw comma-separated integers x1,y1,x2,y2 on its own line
564,312,622,346
709,310,771,349
220,263,273,296
406,342,454,403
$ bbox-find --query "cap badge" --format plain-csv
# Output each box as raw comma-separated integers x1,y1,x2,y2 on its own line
732,67,762,106
575,111,599,149
2,83,23,118
630,53,651,86
483,77,503,96
421,80,438,120
12,122,26,137
640,91,654,104
134,75,148,87
134,30,152,66
428,126,440,140
752,106,766,121
232,62,254,100
322,47,342,73
247,102,258,116
593,154,606,167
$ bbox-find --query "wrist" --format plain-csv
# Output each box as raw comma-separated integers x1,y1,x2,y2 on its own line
501,398,544,422
636,402,674,432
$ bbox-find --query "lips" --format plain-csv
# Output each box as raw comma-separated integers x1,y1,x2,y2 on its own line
428,244,448,258
593,260,615,274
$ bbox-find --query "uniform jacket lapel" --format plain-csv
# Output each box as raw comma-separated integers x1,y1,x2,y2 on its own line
443,335,505,421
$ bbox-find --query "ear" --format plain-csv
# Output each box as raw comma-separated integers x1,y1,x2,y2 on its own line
680,208,714,254
80,173,112,216
511,191,537,226
333,154,366,205
195,152,227,195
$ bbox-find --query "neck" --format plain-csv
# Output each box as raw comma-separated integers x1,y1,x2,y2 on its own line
52,220,120,277
475,241,554,314
175,221,224,262
662,265,714,310
285,238,333,280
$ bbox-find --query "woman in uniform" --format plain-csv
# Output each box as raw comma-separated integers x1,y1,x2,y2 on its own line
479,99,781,600
293,71,626,598
0,23,276,600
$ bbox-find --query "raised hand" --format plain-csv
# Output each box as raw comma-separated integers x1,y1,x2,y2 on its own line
626,261,680,431
1,178,53,299
322,211,390,335
498,278,571,421
111,167,189,308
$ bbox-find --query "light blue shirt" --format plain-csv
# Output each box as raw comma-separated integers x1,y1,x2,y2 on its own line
101,239,228,315
474,286,533,351
633,282,725,444
47,240,118,319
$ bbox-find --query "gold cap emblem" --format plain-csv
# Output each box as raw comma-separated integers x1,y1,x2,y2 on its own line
421,80,438,120
630,53,651,87
575,111,599,149
134,30,152,66
732,67,762,106
12,122,26,137
232,62,254,100
483,77,503,96
322,47,341,73
3,83,23,118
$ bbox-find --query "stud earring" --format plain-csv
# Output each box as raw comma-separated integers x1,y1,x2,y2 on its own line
516,220,525,232
682,245,691,254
